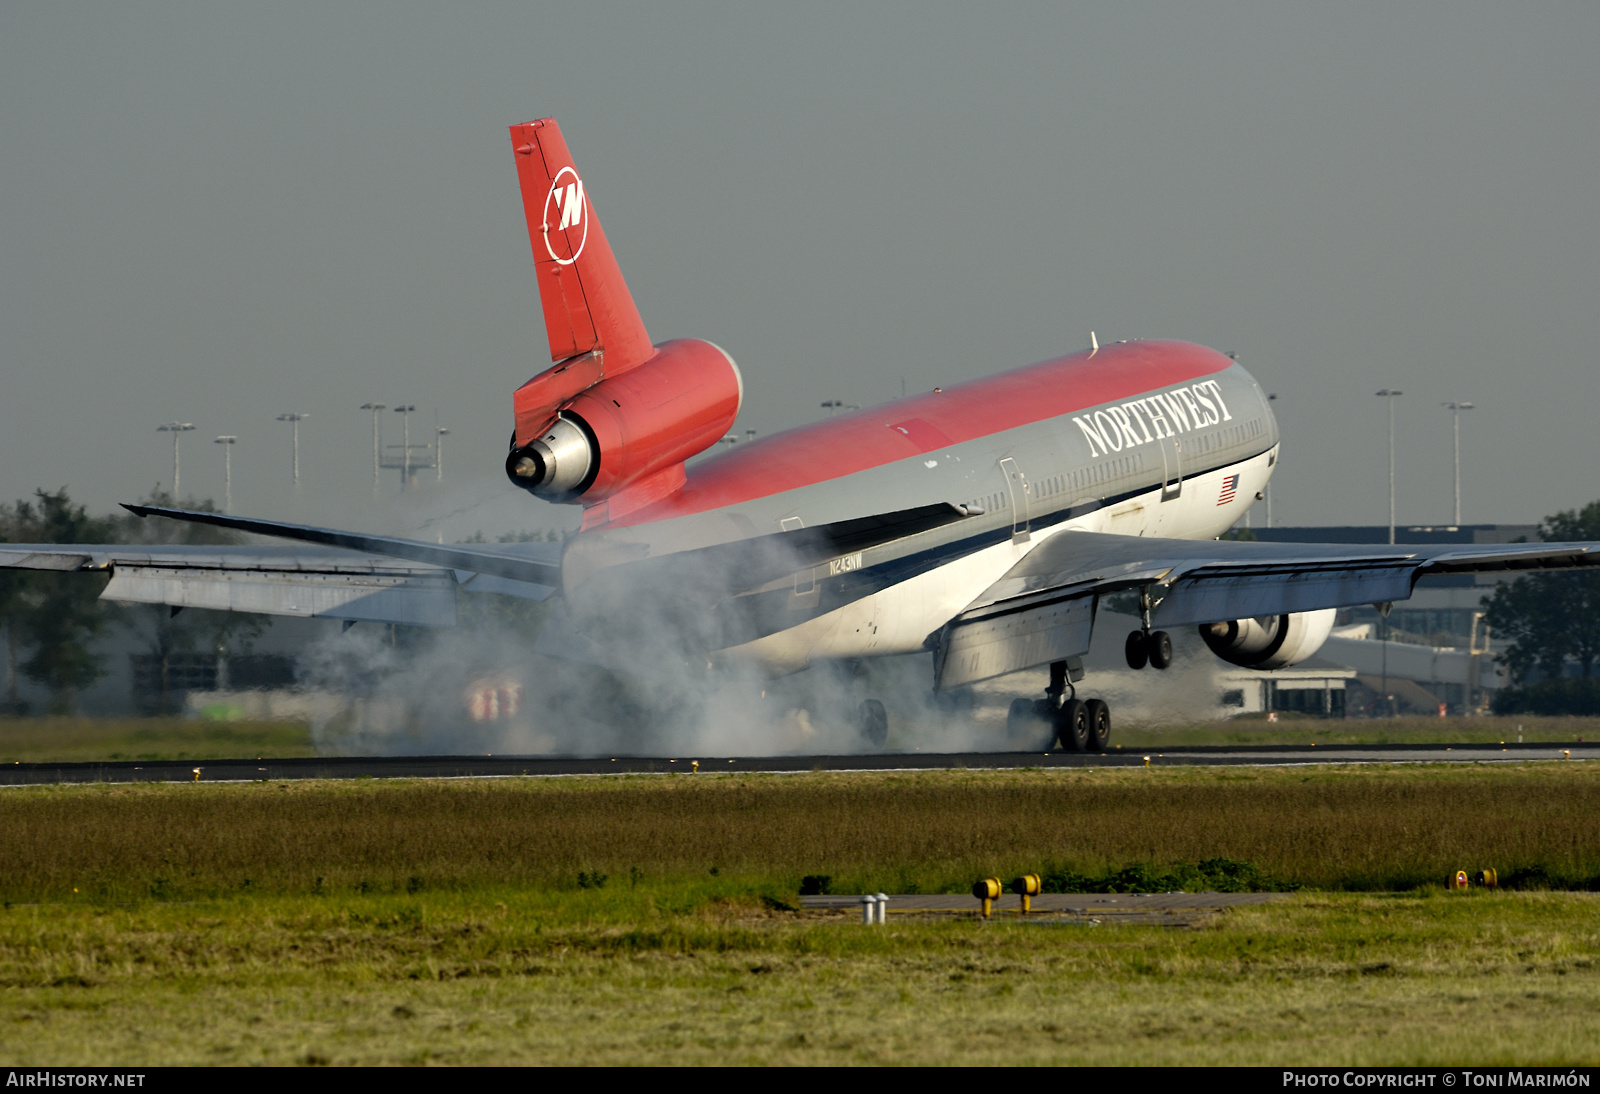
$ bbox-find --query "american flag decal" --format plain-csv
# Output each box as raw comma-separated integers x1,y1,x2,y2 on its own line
1217,474,1240,506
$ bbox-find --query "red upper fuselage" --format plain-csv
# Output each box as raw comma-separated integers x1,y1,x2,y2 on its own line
608,339,1235,529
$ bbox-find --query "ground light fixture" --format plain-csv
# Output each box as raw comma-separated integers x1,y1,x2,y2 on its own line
1375,390,1403,544
157,422,195,496
276,413,309,486
213,436,237,512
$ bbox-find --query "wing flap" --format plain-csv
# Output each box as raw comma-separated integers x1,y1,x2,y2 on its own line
102,567,459,627
0,549,98,572
935,588,1096,691
121,505,563,588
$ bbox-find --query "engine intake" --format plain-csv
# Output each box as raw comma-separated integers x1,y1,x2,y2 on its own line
1199,609,1336,670
507,414,597,498
507,338,742,503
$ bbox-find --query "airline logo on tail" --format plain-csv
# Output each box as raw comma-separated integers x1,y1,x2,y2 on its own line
542,167,588,265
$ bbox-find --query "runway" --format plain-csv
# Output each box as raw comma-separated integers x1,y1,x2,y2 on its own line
803,890,1285,926
0,741,1594,785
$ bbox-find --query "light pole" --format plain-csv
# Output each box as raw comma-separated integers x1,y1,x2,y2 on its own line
276,413,309,486
1442,401,1473,527
1375,390,1403,544
435,427,449,482
157,422,195,498
393,405,416,490
213,436,237,512
360,403,387,487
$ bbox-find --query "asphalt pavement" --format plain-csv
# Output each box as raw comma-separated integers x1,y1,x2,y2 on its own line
0,742,1594,785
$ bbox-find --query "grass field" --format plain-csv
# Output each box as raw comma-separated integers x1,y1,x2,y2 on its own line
1113,714,1600,748
4,765,1598,899
1,889,1596,1065
0,717,316,763
3,765,1598,1065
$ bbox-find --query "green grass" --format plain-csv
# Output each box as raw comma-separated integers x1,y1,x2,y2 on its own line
0,889,1596,1065
3,767,1598,1064
1115,714,1600,748
0,716,316,763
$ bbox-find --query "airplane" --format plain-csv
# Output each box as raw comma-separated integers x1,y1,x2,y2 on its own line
4,117,1598,751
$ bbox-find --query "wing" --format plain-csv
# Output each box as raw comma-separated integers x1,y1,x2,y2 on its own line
120,504,563,585
0,502,963,634
0,511,562,628
934,530,1600,689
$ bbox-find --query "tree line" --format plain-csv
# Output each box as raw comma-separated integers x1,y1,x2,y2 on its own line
1483,499,1600,715
0,488,256,715
3,488,1598,717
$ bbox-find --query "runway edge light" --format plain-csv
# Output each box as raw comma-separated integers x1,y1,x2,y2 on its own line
972,877,1003,918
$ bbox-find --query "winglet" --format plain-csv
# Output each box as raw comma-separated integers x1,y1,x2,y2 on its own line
510,120,654,404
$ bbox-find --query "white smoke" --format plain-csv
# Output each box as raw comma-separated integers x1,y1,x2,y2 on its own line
295,594,1020,759
294,560,1235,758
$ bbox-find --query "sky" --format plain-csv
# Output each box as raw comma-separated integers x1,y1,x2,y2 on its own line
2,3,1597,540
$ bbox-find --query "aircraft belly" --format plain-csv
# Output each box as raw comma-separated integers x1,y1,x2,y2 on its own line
721,445,1277,675
720,534,1036,672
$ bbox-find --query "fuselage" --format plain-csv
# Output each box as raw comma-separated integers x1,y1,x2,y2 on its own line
563,340,1279,674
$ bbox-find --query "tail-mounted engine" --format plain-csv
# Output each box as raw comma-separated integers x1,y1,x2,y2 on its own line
506,338,742,503
503,119,744,521
1199,609,1336,670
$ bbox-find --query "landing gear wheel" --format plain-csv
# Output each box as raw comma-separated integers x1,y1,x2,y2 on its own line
1124,630,1149,670
1086,698,1111,752
1057,698,1090,753
857,699,888,750
1007,698,1054,750
1147,630,1174,670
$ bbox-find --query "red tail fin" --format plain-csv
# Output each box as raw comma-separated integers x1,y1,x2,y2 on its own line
510,119,653,381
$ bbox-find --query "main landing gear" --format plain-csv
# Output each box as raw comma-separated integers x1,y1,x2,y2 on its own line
1124,586,1173,671
855,699,889,749
1006,659,1112,753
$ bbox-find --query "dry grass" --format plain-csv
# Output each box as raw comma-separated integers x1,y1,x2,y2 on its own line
0,716,315,763
2,768,1598,1064
3,764,1599,900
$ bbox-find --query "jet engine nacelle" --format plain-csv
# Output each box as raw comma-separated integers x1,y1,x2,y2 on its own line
506,338,742,502
1199,608,1336,670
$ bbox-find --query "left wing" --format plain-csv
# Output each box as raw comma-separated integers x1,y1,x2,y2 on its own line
935,530,1600,689
0,502,967,634
0,507,565,628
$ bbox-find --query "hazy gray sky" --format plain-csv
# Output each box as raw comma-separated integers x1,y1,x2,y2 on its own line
3,3,1596,538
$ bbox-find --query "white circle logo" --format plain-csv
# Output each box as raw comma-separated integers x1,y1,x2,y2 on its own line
542,166,588,266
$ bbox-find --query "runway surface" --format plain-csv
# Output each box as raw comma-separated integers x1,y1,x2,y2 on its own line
803,890,1285,926
0,742,1594,785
